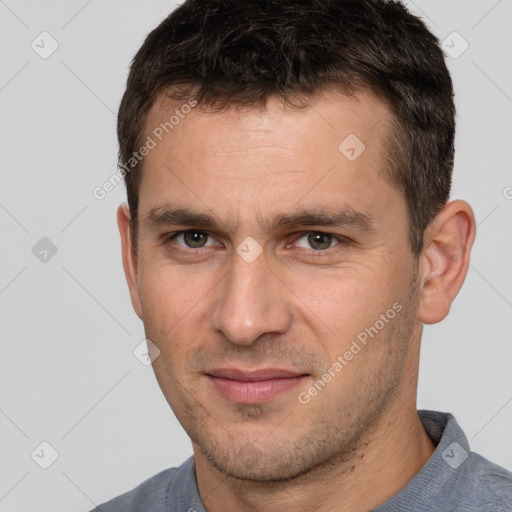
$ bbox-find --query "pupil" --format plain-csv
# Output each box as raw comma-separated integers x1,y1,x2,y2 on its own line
308,232,331,250
185,231,207,248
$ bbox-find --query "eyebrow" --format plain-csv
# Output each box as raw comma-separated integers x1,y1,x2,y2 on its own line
143,205,374,234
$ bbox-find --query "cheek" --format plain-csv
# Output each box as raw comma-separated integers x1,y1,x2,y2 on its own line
138,259,216,341
289,264,399,338
137,264,214,393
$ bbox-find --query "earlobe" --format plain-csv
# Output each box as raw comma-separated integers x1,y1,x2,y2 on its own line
417,200,476,324
117,203,143,320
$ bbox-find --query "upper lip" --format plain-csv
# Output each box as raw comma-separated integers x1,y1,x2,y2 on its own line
207,368,308,382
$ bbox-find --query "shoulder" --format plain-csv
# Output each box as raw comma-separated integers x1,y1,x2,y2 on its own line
455,452,512,511
89,466,179,512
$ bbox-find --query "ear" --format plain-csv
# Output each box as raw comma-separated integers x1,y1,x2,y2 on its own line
117,203,143,320
417,200,476,324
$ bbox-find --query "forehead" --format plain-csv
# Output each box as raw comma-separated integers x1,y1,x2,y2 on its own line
144,88,390,155
137,89,401,231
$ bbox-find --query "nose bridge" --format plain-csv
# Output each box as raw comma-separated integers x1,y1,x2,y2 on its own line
211,249,292,345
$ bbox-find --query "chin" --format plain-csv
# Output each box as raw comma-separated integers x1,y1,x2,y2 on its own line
194,427,341,483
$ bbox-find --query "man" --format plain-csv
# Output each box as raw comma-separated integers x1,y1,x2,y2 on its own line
92,0,512,510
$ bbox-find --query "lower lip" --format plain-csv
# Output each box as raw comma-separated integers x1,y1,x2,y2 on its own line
208,375,309,404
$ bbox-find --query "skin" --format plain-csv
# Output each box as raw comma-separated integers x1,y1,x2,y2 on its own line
118,88,476,512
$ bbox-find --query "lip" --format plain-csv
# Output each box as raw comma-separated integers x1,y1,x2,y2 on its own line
206,367,309,404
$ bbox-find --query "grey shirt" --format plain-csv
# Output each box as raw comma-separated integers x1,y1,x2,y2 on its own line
90,410,512,511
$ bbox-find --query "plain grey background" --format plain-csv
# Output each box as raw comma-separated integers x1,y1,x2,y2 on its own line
1,1,511,510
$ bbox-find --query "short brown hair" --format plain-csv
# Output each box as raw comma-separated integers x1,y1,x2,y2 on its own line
118,0,455,254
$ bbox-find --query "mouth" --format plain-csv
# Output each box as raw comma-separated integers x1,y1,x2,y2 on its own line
206,367,310,404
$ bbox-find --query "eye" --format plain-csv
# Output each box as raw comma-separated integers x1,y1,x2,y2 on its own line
294,231,341,251
170,230,217,249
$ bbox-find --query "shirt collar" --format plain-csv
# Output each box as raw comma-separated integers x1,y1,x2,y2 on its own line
374,410,470,511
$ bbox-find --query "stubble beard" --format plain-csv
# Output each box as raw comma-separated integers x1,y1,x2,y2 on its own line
181,290,419,484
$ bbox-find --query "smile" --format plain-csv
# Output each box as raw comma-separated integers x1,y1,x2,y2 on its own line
206,368,310,404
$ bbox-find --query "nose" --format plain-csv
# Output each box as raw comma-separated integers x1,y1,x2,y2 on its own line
210,246,293,346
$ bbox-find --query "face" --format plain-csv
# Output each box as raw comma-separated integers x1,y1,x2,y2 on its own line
123,89,422,481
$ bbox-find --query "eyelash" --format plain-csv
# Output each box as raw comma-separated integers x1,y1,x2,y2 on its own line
163,230,349,257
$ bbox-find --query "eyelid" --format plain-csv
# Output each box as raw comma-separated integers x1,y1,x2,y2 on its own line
287,231,348,250
166,230,219,248
164,229,349,252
